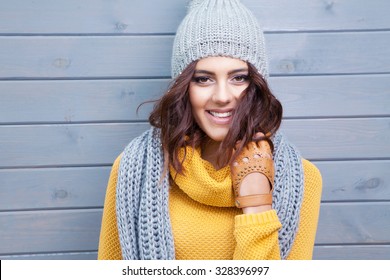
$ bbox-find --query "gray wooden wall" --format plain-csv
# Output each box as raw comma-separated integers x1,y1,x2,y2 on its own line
0,0,389,260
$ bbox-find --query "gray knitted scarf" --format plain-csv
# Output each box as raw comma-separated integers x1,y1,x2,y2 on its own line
116,127,304,260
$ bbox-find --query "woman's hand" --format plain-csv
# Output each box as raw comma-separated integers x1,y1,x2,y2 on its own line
231,133,274,214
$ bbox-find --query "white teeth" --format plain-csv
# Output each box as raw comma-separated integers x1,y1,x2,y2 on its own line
209,111,232,118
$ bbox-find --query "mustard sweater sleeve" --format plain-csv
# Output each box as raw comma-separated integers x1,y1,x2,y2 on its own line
234,210,282,259
97,156,123,260
233,159,322,260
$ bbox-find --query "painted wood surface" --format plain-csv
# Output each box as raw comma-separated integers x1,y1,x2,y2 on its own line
1,160,388,212
1,74,389,124
0,209,102,254
316,160,390,202
1,32,389,79
0,167,110,210
316,202,390,244
0,0,389,34
3,245,390,260
0,160,390,211
0,0,389,260
313,245,390,260
0,118,388,168
0,202,388,256
0,252,98,260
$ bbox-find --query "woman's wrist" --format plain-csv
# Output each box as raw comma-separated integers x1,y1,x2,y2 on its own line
242,205,272,214
240,173,272,214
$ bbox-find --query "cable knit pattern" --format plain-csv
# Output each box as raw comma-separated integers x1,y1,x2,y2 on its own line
115,127,303,260
271,133,304,259
171,0,269,79
116,128,174,259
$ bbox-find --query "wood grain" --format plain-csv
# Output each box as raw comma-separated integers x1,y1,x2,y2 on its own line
0,0,388,34
1,202,388,255
316,160,390,202
0,0,388,260
1,32,389,79
1,161,389,211
1,74,389,124
316,202,390,244
313,245,390,260
0,209,102,254
0,167,110,211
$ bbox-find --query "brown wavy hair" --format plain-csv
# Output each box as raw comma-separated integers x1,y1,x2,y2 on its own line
149,60,283,173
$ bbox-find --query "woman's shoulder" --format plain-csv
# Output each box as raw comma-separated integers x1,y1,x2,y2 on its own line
302,159,321,176
112,154,122,172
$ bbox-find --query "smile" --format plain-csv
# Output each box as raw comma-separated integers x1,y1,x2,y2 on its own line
208,111,233,118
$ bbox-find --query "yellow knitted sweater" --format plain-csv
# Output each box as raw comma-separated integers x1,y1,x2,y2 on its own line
98,150,322,260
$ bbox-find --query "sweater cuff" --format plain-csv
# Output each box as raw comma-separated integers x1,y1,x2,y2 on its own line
235,209,280,228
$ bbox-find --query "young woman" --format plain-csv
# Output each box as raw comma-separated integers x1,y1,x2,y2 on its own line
98,0,322,260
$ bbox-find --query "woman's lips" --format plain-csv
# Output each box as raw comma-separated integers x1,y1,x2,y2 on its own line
209,111,232,118
206,110,233,125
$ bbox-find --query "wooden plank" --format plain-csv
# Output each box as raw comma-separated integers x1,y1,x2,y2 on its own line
1,74,389,124
271,74,390,118
0,79,167,124
1,160,389,212
0,118,388,168
313,245,390,260
0,0,186,34
0,209,102,255
0,123,150,168
0,36,173,78
2,246,390,260
0,252,97,260
281,117,390,161
315,160,390,202
267,31,390,76
0,167,110,211
0,77,341,123
0,0,389,34
1,202,388,255
248,0,390,32
1,32,389,79
316,202,390,244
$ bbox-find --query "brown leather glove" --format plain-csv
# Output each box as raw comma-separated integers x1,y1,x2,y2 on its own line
231,138,274,208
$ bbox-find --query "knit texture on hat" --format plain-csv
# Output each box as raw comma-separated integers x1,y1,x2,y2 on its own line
171,0,269,78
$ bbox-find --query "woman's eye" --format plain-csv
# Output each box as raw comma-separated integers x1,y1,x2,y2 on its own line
232,75,249,83
193,76,211,84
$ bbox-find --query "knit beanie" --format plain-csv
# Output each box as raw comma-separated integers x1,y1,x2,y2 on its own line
171,0,269,79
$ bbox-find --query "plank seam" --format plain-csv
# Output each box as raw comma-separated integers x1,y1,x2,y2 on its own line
0,207,103,214
0,250,98,258
1,28,390,36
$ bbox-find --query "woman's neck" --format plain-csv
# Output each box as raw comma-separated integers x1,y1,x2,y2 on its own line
201,139,223,170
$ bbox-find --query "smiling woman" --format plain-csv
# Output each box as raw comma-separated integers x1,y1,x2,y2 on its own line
189,57,249,143
187,57,282,171
97,0,322,260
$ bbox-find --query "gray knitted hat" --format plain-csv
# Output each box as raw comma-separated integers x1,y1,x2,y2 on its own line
171,0,269,79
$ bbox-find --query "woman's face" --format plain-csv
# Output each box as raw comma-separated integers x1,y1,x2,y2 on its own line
189,56,249,142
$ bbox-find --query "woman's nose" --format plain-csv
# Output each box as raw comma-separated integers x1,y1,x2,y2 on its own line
212,83,233,104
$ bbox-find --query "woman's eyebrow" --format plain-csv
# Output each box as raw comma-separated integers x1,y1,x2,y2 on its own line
193,70,214,75
193,68,248,75
228,68,248,75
